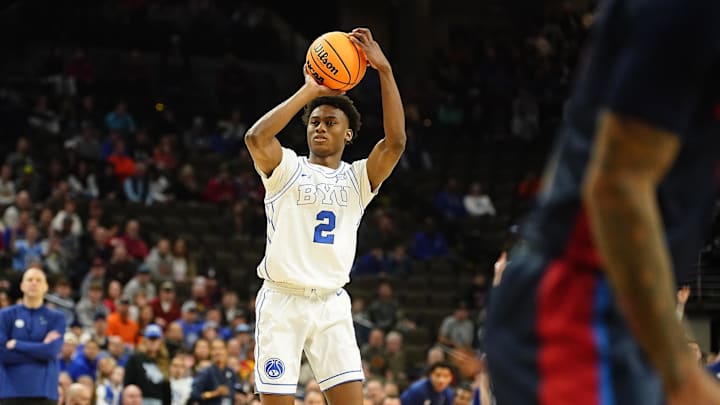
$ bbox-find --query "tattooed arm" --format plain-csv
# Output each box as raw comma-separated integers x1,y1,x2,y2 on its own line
583,111,691,392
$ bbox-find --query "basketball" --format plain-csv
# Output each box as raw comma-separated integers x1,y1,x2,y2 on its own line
305,31,367,91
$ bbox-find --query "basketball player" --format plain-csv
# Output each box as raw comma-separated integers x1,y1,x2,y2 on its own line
485,1,720,404
244,27,405,405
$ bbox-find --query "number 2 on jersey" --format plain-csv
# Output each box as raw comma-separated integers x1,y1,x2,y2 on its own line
313,210,336,244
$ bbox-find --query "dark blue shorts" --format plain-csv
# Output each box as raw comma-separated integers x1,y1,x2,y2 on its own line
485,238,664,405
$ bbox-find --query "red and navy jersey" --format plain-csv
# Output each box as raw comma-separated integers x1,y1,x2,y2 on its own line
521,0,720,279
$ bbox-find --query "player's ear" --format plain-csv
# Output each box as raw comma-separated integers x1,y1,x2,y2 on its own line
345,129,353,144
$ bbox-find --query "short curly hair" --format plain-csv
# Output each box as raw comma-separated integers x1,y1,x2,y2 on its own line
301,95,362,142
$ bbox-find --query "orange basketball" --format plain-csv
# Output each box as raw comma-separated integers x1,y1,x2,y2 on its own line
305,31,367,91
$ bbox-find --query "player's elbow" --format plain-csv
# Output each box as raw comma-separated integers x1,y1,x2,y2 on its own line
386,131,407,153
244,129,260,147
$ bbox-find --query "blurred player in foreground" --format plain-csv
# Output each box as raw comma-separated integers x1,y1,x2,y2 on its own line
485,1,720,404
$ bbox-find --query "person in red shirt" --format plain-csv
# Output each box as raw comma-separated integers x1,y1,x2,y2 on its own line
202,164,235,203
119,219,148,261
150,281,181,329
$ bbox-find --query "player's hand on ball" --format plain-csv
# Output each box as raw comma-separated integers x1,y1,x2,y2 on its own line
349,27,390,72
303,66,344,97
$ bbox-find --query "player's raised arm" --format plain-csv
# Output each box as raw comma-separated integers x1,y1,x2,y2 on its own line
244,69,343,177
349,28,406,190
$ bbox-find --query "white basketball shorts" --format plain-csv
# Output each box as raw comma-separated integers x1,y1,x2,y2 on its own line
254,281,365,395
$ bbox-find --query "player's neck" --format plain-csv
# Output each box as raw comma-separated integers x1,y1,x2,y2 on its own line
23,296,44,309
308,154,341,169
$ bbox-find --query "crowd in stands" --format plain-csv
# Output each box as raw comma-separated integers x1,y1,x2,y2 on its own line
1,0,719,404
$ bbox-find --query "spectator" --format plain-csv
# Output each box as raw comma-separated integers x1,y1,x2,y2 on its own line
97,161,121,199
67,338,102,381
353,245,386,276
80,257,108,299
3,190,33,231
151,281,181,329
119,219,149,261
76,95,103,132
438,302,475,349
385,331,407,384
364,378,385,405
12,223,47,272
124,325,172,404
169,354,193,405
400,361,455,405
59,332,79,373
76,281,110,329
463,182,496,217
65,122,103,162
82,312,110,350
153,134,178,172
121,384,143,405
106,296,139,346
123,264,157,302
27,94,61,136
65,382,93,405
410,217,449,261
105,101,136,136
361,328,388,377
0,164,16,208
202,164,235,204
145,238,172,277
453,382,474,405
173,164,202,201
103,280,123,313
51,197,83,235
107,244,137,286
4,137,34,181
178,300,204,348
96,364,124,405
170,237,196,283
107,335,131,367
123,161,150,204
147,165,174,205
67,159,100,200
434,177,466,222
107,140,136,183
190,339,238,404
164,322,185,359
45,276,77,327
367,281,402,333
0,268,65,404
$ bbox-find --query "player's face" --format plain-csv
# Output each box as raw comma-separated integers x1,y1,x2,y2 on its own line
429,367,453,392
307,105,352,157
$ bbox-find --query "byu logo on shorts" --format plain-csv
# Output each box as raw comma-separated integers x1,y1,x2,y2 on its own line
264,358,285,379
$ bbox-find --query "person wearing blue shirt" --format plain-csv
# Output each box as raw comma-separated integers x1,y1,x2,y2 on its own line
400,361,455,405
0,267,65,405
190,338,238,405
67,338,103,381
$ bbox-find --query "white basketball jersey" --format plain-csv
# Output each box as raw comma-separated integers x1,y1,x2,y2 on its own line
255,147,378,289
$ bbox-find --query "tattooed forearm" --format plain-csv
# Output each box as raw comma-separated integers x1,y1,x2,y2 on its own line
584,111,687,392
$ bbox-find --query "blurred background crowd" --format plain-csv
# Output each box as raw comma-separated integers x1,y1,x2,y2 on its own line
0,0,718,404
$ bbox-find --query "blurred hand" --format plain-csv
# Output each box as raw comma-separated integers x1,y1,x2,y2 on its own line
677,286,691,306
6,339,16,349
493,251,508,286
348,28,391,72
215,385,230,397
